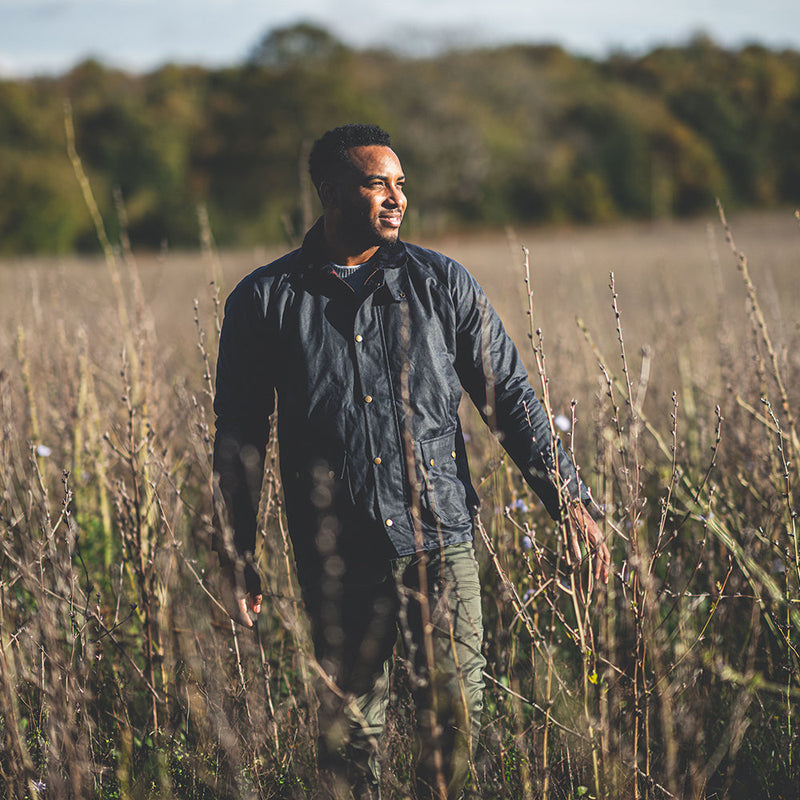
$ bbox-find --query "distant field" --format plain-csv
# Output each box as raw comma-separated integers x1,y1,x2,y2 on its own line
2,208,796,429
1,209,798,799
2,207,796,374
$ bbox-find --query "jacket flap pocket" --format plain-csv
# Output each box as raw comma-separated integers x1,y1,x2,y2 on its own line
419,430,458,471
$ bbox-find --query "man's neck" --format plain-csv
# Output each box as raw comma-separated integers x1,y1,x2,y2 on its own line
328,246,379,266
323,217,379,266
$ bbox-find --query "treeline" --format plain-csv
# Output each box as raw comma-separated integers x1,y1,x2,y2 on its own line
2,25,799,254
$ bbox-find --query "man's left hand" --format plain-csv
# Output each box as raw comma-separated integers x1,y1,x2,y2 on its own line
567,502,611,585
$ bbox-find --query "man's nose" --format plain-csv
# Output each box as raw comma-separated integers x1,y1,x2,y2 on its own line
385,186,404,207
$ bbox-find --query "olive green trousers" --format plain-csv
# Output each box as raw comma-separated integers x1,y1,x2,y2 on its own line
307,541,486,800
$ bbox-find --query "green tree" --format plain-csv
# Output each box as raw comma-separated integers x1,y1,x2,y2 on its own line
0,33,798,255
248,22,348,69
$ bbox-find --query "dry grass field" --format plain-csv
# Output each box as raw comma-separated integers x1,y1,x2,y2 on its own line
0,209,798,799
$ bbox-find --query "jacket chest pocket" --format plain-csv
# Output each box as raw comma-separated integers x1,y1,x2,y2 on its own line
417,430,470,526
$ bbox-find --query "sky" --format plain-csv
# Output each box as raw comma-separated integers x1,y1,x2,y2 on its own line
0,0,797,77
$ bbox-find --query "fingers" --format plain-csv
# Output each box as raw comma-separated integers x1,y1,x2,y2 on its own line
234,592,263,627
220,563,262,627
590,531,610,585
569,503,611,586
585,528,610,586
237,596,254,628
232,593,263,627
594,541,611,584
569,528,583,564
566,504,583,564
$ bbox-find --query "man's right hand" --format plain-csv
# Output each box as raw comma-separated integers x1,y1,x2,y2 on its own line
218,562,263,628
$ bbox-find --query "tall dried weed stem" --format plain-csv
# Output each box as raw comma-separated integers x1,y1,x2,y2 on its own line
0,125,797,799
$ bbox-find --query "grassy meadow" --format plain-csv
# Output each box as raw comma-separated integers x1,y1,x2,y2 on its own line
0,209,798,799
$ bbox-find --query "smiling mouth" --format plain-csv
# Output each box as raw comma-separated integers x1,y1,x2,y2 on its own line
380,214,403,228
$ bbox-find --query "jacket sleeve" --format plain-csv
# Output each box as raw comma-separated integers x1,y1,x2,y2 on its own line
450,263,591,519
212,277,275,564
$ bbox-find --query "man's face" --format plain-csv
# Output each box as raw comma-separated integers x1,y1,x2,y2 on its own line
330,145,407,249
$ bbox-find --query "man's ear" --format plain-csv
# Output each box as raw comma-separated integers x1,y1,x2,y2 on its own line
319,180,338,210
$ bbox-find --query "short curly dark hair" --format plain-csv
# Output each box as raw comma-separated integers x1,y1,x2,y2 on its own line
308,124,392,191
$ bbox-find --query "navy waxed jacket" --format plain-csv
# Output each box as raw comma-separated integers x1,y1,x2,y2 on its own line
213,220,590,590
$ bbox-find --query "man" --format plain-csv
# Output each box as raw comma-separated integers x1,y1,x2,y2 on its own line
213,123,610,800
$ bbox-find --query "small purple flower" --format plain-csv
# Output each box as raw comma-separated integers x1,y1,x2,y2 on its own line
554,414,571,432
33,780,46,794
511,499,529,513
36,445,52,458
772,558,787,575
522,535,533,551
522,588,535,604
